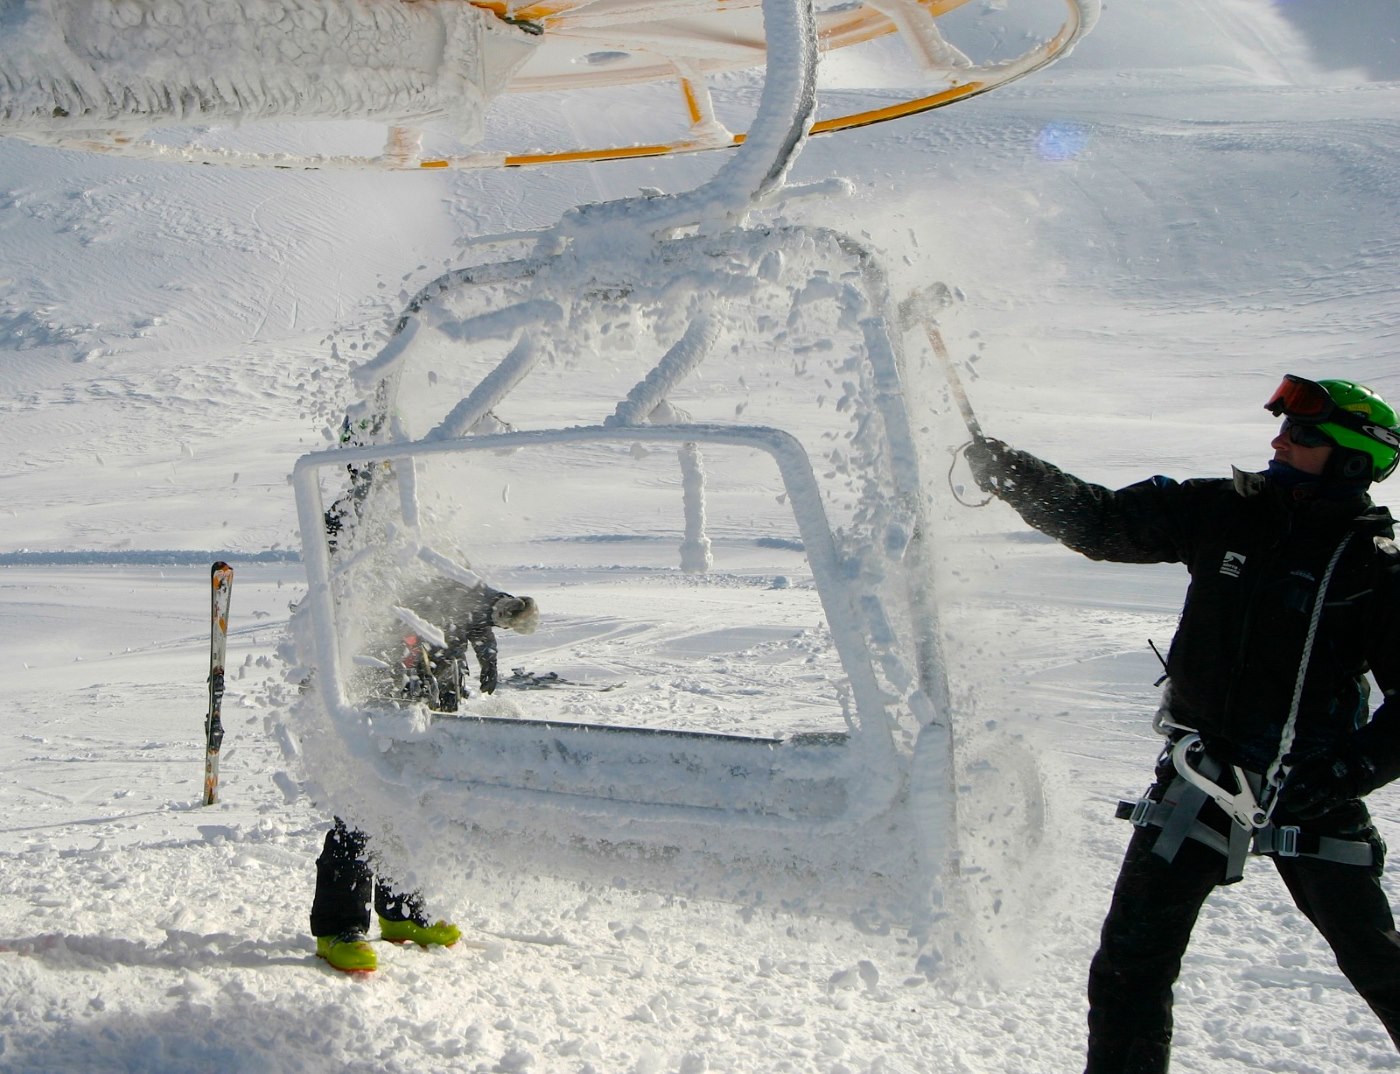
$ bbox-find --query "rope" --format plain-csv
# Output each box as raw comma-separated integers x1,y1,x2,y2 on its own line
1263,532,1355,805
949,441,993,508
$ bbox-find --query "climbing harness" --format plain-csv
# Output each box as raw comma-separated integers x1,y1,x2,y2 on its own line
1117,531,1372,880
1116,743,1374,881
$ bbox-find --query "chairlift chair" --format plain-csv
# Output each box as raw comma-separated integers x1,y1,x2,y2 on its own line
2,0,1098,920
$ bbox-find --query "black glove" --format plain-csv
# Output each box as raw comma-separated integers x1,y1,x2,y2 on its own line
1278,748,1377,821
963,435,1013,494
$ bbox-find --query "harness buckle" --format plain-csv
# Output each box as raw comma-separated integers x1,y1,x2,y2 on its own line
1129,796,1154,828
1170,733,1272,830
1276,825,1301,858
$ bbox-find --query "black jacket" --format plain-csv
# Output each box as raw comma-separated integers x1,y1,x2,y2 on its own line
399,579,511,694
986,447,1400,783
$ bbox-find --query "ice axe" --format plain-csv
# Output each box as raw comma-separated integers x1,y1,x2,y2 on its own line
896,285,991,505
896,284,983,439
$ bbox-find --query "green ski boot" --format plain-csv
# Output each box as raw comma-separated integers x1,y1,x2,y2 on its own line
378,916,462,948
316,930,377,973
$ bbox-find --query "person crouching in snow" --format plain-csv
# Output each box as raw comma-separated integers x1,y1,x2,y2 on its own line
311,576,539,974
396,576,540,702
964,374,1400,1071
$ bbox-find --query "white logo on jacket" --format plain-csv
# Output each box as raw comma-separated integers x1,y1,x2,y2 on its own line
1220,551,1246,578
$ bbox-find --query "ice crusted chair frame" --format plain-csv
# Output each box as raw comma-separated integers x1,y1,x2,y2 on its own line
280,0,967,907
293,422,893,799
291,416,954,913
287,232,959,913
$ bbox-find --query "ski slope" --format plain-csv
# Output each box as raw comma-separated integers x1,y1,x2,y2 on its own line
3,1,1400,1071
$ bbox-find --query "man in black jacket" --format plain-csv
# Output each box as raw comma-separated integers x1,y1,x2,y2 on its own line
966,374,1400,1072
393,576,538,701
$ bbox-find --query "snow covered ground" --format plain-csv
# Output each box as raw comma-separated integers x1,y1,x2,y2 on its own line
3,0,1400,1071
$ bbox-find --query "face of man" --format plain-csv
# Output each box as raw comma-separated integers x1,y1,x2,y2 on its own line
1271,420,1334,476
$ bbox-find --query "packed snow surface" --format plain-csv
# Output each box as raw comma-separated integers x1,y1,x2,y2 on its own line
3,1,1400,1072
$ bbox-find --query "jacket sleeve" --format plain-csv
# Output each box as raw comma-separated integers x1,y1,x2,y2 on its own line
1349,537,1400,792
470,629,500,693
986,445,1195,565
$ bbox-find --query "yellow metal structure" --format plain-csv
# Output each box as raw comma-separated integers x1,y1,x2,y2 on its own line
0,0,1097,168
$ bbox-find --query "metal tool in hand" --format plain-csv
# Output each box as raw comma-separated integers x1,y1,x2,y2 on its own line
897,284,990,504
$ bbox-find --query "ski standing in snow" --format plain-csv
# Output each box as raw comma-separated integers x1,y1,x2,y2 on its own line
964,374,1400,1072
204,561,233,806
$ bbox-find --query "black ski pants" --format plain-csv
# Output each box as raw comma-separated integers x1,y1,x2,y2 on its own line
1085,824,1400,1074
308,818,424,937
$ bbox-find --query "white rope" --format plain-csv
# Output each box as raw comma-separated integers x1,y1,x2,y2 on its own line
1263,532,1354,801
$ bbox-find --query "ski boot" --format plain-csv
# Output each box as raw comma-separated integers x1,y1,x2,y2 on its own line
316,929,377,973
378,916,462,947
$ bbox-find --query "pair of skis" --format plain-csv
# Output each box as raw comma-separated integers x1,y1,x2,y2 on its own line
205,561,234,806
501,668,626,692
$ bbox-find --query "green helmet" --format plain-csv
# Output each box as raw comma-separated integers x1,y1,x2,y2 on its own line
1317,379,1400,482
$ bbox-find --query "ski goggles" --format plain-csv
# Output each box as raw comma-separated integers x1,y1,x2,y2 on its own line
1264,374,1364,431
